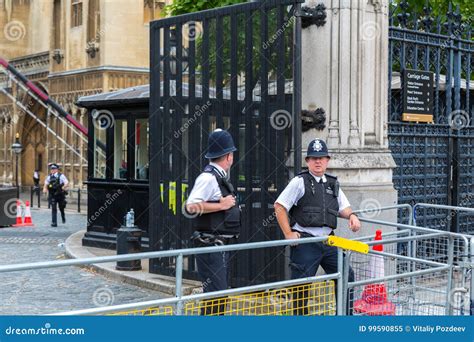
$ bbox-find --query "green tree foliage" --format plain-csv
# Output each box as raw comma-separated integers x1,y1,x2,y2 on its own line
165,0,293,87
165,0,246,16
392,0,473,24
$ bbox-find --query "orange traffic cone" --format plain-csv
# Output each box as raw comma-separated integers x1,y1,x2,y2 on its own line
12,200,34,227
22,201,34,226
12,200,23,226
353,230,396,315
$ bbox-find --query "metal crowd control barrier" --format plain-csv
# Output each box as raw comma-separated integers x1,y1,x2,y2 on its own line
350,216,473,316
353,204,413,225
0,236,362,316
0,204,471,316
413,203,474,234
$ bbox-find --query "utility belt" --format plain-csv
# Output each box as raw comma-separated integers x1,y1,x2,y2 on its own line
291,229,334,238
191,231,239,247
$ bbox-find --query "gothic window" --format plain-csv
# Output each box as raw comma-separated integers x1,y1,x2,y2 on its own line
87,0,100,43
72,0,83,28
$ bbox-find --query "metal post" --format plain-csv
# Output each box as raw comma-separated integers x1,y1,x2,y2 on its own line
292,3,302,175
470,237,474,316
15,154,19,199
339,249,352,316
175,253,184,315
30,186,33,207
77,189,81,213
336,248,347,316
446,236,454,315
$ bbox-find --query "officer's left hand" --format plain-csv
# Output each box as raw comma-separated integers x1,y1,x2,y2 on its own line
349,215,361,232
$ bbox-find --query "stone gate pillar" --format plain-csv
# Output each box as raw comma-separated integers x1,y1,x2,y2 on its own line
301,0,398,237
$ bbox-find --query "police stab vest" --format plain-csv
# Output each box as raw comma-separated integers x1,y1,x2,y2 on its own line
48,173,63,196
289,171,340,229
193,165,241,235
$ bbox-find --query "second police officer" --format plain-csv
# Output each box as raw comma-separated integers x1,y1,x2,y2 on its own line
43,163,69,227
185,129,241,315
274,138,361,315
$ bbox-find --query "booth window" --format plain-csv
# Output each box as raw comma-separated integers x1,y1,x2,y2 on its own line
93,126,106,178
114,119,128,179
134,119,149,180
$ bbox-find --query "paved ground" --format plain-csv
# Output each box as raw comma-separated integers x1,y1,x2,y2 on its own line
0,208,164,315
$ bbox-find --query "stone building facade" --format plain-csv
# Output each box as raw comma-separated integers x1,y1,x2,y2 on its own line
0,0,169,188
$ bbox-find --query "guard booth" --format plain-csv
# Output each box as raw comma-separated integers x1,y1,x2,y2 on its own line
77,86,151,249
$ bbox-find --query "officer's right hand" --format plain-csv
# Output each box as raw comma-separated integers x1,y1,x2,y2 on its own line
219,195,236,210
284,231,300,240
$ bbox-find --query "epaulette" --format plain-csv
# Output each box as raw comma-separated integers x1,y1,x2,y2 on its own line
296,170,309,177
203,165,215,173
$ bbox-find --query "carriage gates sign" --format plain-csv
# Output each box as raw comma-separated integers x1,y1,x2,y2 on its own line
402,69,434,123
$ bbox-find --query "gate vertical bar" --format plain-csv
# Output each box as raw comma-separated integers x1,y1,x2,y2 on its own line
292,2,302,174
243,7,254,286
149,21,161,272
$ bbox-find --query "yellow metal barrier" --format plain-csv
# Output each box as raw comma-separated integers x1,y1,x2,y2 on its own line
110,281,335,316
110,306,174,316
326,236,369,254
185,281,336,316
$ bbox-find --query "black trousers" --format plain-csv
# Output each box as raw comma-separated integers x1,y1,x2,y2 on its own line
289,239,354,315
50,193,66,225
194,239,230,316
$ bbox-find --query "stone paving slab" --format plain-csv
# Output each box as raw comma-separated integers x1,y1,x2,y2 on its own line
0,209,170,315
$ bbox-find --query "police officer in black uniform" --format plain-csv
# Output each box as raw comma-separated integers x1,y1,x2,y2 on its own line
43,164,69,227
274,138,361,315
185,129,241,315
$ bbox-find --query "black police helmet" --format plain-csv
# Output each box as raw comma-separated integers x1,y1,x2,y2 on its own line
306,139,330,158
205,129,237,159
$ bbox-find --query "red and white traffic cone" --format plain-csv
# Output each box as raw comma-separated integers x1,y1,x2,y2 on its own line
12,200,23,226
22,200,34,226
353,230,396,315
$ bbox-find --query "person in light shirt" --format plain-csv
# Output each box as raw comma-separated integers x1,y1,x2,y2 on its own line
274,138,361,315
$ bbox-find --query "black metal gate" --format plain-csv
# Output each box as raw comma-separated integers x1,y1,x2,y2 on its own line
388,2,473,233
149,0,303,286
